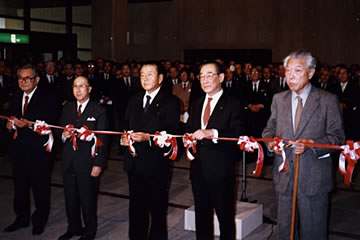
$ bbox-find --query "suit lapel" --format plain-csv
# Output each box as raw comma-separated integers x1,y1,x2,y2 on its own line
295,87,320,138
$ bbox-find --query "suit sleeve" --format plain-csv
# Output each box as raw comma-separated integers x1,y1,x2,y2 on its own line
262,94,278,139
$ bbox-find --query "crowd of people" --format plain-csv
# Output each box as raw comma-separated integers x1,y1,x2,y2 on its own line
0,51,358,240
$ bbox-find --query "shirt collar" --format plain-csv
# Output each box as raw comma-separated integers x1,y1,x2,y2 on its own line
77,98,90,110
291,83,312,104
145,86,161,99
23,86,38,99
206,88,223,101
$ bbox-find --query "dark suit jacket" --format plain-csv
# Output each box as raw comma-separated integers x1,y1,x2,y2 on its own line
186,92,247,184
8,86,57,162
123,87,181,176
59,100,108,173
262,86,345,195
271,76,289,94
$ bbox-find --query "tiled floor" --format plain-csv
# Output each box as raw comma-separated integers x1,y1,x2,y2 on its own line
0,145,359,240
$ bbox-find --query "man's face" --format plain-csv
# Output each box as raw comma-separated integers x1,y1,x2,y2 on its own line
122,65,131,77
72,77,91,103
18,68,39,94
320,70,329,83
285,58,315,94
87,63,95,74
278,65,286,77
180,71,189,82
45,61,56,75
199,64,224,96
224,69,233,82
115,70,123,79
164,61,172,70
64,64,74,77
74,64,84,76
96,58,104,70
250,68,260,82
235,64,242,75
140,65,163,94
132,68,139,78
169,67,178,79
338,68,348,83
104,62,112,73
244,63,252,75
263,67,271,79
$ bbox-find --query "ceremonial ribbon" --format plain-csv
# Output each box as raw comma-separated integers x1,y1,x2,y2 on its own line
237,136,264,176
77,125,103,157
153,131,178,160
9,117,18,139
339,140,360,185
33,120,54,152
273,136,287,173
124,130,136,157
64,124,78,151
183,135,197,161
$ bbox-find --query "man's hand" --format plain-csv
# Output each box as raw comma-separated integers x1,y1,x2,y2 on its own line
289,138,314,155
267,141,282,155
192,129,214,140
8,118,32,128
62,129,72,139
131,132,150,142
121,133,129,146
91,166,102,177
248,104,264,112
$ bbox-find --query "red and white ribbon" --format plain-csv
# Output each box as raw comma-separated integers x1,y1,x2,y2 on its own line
183,135,197,161
33,120,54,152
124,130,136,157
339,140,360,185
153,131,178,160
64,124,78,151
9,118,18,139
77,125,103,157
273,136,287,173
237,136,264,176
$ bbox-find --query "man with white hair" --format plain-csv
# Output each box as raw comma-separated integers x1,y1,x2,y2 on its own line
262,50,345,239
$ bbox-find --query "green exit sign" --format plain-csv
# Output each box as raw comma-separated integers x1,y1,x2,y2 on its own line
0,33,29,44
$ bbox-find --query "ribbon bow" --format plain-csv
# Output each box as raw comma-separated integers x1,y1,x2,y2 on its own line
237,136,264,176
339,140,360,185
153,131,178,160
77,125,103,157
124,130,136,157
9,117,18,140
64,124,78,151
273,136,287,173
183,135,197,161
33,120,54,152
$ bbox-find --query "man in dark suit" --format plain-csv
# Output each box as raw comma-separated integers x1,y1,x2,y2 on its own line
4,64,57,235
271,64,289,94
262,50,345,240
186,62,247,240
121,63,180,240
58,76,108,240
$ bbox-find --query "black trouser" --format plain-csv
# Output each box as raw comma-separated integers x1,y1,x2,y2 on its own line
12,156,51,228
191,177,236,240
63,168,98,238
128,170,170,240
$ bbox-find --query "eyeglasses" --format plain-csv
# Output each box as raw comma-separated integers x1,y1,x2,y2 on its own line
199,73,218,81
72,84,89,89
18,76,36,83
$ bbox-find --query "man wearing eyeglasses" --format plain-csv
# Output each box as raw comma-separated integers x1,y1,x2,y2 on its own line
4,64,57,235
58,76,108,240
186,62,247,240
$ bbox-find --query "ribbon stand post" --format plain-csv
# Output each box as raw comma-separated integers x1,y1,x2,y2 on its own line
290,154,300,240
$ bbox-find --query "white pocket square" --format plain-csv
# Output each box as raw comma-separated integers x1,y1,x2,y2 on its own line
87,117,96,121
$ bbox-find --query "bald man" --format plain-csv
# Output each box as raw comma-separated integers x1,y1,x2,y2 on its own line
58,76,108,240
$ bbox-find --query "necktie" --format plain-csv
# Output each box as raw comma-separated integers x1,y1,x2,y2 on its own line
23,95,29,115
183,83,186,90
203,97,213,126
294,96,303,133
77,104,82,117
144,95,151,112
127,78,131,87
50,76,54,84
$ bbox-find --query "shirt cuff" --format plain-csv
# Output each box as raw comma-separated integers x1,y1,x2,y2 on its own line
61,134,67,143
212,129,218,144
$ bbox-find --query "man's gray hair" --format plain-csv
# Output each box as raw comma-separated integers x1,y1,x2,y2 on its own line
283,50,316,71
17,64,38,77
